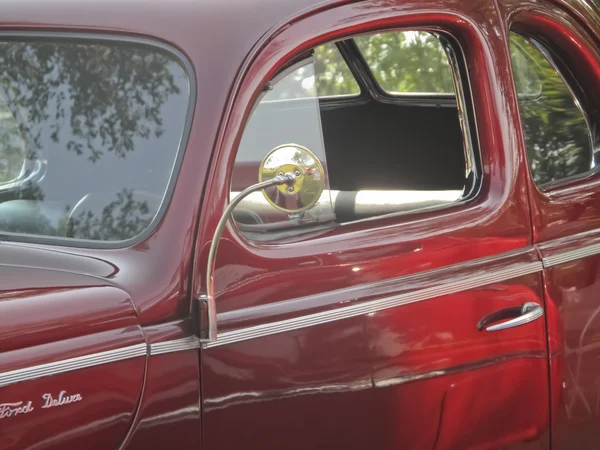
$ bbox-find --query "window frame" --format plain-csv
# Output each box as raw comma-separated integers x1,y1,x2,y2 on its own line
0,31,196,249
230,26,482,242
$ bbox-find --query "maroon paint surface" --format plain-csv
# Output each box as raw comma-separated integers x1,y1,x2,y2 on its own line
0,0,599,449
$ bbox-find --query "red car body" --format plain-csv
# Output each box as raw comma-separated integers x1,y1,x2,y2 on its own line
1,0,600,449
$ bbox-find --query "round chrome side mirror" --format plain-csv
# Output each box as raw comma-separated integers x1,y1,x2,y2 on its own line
259,144,325,213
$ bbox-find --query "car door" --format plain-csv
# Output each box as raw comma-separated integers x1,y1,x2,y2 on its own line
501,1,600,448
195,1,551,449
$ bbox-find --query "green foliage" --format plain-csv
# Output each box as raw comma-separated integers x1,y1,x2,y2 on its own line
274,31,457,99
313,43,360,96
354,31,455,94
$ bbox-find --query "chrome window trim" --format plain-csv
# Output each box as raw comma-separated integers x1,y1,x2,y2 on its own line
0,343,147,388
204,259,543,349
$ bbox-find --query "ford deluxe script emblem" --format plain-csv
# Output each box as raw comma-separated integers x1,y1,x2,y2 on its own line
41,391,83,409
0,391,82,420
0,401,34,419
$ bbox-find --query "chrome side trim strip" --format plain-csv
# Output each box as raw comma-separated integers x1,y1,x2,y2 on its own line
0,343,147,388
204,261,542,349
542,242,600,267
149,336,201,356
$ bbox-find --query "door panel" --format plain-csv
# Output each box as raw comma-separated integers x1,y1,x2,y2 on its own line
202,318,372,449
498,1,600,448
202,249,550,450
196,1,551,449
0,253,147,450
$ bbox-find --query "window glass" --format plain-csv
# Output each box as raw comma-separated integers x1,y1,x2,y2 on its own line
267,43,359,100
0,39,190,243
355,31,456,94
232,30,472,241
510,33,594,186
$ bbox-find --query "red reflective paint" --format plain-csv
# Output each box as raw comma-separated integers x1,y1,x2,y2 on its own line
1,0,600,448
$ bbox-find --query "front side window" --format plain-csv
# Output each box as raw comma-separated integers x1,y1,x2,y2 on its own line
232,30,477,241
510,33,594,186
0,37,190,244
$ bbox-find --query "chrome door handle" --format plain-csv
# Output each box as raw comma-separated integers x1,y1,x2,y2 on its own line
477,302,544,332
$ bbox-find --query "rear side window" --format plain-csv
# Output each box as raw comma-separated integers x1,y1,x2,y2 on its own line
510,33,594,186
0,37,191,245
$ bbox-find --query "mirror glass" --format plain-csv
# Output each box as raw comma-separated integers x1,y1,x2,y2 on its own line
259,144,325,213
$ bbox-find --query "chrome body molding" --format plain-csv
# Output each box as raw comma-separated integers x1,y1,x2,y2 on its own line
0,337,202,388
0,343,147,388
541,242,600,267
203,260,543,349
149,336,201,355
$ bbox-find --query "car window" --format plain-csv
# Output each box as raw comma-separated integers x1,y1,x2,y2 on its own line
267,43,359,100
510,33,594,186
354,31,456,95
0,38,191,244
231,30,476,241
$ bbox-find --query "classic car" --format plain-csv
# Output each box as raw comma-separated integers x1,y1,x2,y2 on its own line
1,0,600,448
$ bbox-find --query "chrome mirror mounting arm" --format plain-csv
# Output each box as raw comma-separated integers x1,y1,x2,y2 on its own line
197,173,296,343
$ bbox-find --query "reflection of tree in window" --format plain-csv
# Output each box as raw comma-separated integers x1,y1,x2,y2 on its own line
0,40,188,243
0,41,181,162
510,34,593,185
0,94,25,183
67,189,153,241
